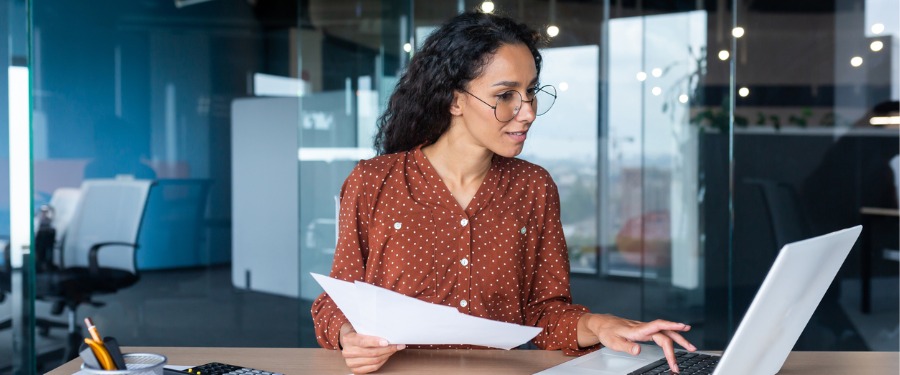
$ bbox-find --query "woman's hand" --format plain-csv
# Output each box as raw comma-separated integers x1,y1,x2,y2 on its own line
577,314,696,373
339,323,405,374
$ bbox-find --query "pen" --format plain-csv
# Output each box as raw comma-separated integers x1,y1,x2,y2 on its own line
83,317,117,370
85,317,103,343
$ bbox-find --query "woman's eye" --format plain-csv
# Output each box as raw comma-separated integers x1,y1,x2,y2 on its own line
497,91,517,102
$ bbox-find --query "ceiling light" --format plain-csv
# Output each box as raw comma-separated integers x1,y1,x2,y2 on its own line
718,50,730,60
559,82,569,92
732,27,745,38
871,23,885,35
403,43,412,53
870,116,900,125
636,72,647,81
870,40,884,52
850,56,863,67
651,68,662,77
481,1,495,13
738,87,749,97
678,94,689,104
651,87,662,96
547,25,560,38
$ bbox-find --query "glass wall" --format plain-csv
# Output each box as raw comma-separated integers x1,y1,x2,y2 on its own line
730,0,899,351
3,0,35,373
2,0,897,372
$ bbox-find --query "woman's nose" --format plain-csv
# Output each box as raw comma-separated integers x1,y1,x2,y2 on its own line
516,99,537,121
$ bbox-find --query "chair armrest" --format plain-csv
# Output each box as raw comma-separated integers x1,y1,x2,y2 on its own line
88,242,138,275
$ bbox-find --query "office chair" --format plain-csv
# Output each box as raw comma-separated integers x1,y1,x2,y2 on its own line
33,178,154,360
743,178,811,250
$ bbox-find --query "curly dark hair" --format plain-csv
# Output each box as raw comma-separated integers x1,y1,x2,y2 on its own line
373,11,544,155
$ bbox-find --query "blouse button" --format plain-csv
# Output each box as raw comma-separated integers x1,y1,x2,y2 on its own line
459,299,468,307
460,218,469,227
394,222,402,230
460,258,469,267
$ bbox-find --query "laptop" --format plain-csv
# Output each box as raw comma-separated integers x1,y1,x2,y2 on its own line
537,225,862,375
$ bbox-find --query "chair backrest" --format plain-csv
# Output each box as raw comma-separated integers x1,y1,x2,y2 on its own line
47,187,82,245
61,178,153,273
744,178,811,250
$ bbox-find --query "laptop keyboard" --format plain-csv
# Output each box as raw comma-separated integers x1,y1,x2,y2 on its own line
628,352,720,375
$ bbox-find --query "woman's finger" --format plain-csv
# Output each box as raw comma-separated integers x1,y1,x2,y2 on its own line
662,329,697,352
345,332,392,348
345,346,401,373
342,343,403,359
601,333,641,356
349,362,384,374
651,333,680,373
632,320,690,340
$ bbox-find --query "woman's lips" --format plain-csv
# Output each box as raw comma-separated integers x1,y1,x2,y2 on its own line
507,131,527,142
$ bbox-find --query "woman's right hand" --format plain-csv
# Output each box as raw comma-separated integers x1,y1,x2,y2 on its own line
339,323,405,374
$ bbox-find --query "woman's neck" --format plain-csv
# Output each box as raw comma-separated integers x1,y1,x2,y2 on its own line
422,135,493,209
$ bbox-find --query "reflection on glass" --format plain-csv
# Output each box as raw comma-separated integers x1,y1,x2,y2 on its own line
522,45,599,274
606,11,706,289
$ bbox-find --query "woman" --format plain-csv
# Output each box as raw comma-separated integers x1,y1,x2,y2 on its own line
311,11,695,374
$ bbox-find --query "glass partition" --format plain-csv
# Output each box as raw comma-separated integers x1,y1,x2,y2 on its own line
5,0,897,372
731,0,898,351
3,0,35,373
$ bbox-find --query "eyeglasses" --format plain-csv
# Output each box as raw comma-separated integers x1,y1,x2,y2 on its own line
462,85,557,122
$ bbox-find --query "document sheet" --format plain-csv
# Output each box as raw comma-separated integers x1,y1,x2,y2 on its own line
311,273,542,350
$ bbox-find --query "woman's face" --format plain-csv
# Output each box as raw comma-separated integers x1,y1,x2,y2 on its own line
454,43,538,158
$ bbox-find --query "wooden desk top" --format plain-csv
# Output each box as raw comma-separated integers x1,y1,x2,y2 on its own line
47,347,900,375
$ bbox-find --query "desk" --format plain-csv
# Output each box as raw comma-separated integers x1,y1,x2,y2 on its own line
860,206,900,313
47,347,900,374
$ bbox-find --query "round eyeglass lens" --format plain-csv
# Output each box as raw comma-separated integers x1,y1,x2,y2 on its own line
493,85,557,122
493,91,522,122
534,85,556,116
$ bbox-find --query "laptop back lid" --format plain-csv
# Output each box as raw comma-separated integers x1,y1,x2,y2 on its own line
714,226,861,375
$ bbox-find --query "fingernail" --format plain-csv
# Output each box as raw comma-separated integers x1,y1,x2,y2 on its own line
631,346,639,355
379,339,388,347
690,344,697,351
397,344,406,350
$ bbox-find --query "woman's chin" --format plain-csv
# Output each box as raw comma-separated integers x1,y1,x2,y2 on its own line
491,145,524,158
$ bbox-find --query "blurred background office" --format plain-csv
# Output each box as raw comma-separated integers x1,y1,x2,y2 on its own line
1,0,897,373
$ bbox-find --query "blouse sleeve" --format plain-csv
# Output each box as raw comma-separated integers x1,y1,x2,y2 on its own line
310,163,371,349
525,176,601,356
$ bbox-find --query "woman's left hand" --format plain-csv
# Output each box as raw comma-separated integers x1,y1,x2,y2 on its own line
577,313,697,373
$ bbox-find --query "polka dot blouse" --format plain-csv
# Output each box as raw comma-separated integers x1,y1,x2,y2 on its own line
310,146,599,356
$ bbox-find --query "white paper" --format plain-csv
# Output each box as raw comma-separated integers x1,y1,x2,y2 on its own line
311,273,542,350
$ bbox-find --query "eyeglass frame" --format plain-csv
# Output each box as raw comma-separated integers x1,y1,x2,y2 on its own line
460,85,557,123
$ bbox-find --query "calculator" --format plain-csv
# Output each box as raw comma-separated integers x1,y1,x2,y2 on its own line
165,362,284,375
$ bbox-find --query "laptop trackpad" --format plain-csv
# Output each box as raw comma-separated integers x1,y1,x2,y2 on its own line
574,353,648,372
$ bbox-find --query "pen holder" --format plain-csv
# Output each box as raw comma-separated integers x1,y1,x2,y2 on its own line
81,353,168,375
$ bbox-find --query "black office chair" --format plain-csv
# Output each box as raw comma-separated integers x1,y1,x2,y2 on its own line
31,178,154,361
743,178,811,250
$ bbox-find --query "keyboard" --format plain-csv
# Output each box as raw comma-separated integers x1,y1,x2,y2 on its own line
169,362,284,375
628,352,720,375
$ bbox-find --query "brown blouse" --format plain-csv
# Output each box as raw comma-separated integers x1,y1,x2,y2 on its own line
310,146,599,356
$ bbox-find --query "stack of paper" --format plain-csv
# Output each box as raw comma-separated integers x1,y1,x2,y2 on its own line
311,273,542,350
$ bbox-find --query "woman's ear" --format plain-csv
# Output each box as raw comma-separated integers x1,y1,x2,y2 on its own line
449,91,464,116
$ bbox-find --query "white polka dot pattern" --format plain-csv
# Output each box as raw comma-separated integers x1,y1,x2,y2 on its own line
310,146,598,356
